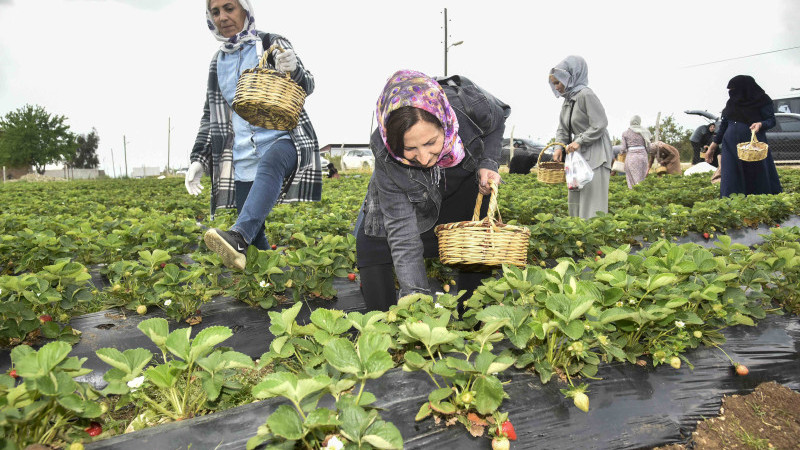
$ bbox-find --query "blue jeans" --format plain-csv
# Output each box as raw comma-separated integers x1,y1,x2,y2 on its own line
231,139,298,247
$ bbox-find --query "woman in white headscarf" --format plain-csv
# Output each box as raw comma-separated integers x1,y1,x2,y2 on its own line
185,0,321,271
620,115,652,188
548,55,613,219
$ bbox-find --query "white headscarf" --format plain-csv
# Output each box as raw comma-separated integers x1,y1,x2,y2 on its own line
206,0,260,53
629,115,652,145
549,55,589,100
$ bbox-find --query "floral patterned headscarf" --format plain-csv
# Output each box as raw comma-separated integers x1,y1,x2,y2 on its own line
206,0,260,53
376,70,465,168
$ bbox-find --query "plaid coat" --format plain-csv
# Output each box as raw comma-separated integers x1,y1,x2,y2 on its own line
190,32,322,217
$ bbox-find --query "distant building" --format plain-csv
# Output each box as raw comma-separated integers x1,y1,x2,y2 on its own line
320,143,370,158
43,167,106,179
130,166,163,178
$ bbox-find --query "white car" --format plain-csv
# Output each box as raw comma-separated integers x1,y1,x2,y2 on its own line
341,149,374,171
320,155,331,176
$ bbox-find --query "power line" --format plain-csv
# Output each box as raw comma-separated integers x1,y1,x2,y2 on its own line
682,45,800,68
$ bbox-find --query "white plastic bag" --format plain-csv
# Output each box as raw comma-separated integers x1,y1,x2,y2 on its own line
564,151,594,190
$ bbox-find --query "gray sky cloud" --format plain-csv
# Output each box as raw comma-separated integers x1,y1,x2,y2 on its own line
1,0,798,176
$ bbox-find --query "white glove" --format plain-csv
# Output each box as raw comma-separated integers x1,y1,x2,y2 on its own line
185,161,205,196
274,49,297,74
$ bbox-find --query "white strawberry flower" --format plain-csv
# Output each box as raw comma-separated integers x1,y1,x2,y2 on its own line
127,376,145,390
434,303,444,309
675,320,685,328
323,436,344,450
259,280,270,288
164,299,172,307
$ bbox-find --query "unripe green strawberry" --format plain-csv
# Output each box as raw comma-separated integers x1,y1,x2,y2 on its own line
491,437,510,450
669,356,681,369
136,305,147,315
573,392,589,412
693,330,703,338
69,443,85,450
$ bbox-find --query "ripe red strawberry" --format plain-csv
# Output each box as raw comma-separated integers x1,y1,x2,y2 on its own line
347,273,356,282
160,263,166,269
39,314,52,323
501,420,517,440
9,369,18,379
596,250,603,256
271,244,277,250
491,437,510,450
735,364,749,376
84,422,102,436
703,232,710,239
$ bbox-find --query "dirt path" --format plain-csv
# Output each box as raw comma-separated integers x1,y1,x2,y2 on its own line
655,381,800,449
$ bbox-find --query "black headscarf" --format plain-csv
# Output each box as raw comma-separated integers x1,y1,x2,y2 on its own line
721,75,772,124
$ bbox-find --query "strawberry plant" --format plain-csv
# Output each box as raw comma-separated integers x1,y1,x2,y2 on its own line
101,318,255,425
224,247,289,310
0,342,104,448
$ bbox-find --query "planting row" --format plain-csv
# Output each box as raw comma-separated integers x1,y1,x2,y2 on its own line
2,228,799,448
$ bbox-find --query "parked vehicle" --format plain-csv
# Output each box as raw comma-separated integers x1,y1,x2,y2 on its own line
341,149,375,171
499,138,546,166
320,155,330,177
684,110,800,163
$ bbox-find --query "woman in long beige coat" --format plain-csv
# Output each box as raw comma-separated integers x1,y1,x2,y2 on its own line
549,55,613,219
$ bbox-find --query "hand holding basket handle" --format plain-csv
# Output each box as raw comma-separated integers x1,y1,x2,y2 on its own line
272,46,296,74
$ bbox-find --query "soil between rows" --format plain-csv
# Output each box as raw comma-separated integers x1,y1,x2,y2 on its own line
654,381,800,450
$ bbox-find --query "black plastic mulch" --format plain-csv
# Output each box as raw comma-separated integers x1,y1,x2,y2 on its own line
83,313,800,450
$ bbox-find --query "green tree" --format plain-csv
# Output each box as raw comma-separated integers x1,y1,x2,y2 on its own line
69,128,100,169
0,104,76,174
648,114,692,161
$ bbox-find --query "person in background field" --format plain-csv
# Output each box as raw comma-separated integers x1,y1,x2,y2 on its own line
355,70,510,312
327,162,340,179
620,115,652,188
185,0,321,271
548,55,613,219
651,141,682,175
690,123,717,165
705,75,782,197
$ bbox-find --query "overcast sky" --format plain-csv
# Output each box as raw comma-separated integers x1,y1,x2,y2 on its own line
1,0,799,176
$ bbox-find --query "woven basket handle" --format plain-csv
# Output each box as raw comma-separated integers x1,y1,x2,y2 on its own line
537,142,568,164
471,179,502,225
748,130,758,146
257,44,291,78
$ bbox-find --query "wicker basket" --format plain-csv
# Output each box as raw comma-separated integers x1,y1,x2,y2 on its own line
232,45,306,131
737,131,768,162
434,181,530,269
536,142,567,184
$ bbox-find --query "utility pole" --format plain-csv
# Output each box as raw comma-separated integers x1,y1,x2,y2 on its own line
110,147,116,178
123,135,129,178
444,8,448,77
167,117,172,174
443,8,463,77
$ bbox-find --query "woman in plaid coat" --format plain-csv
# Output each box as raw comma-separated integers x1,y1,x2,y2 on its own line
187,0,321,270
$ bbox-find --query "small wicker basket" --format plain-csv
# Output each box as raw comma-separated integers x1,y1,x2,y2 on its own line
232,45,306,131
737,131,768,162
435,181,530,269
536,142,567,184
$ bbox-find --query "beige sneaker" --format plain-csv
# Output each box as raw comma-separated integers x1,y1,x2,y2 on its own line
203,228,247,270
